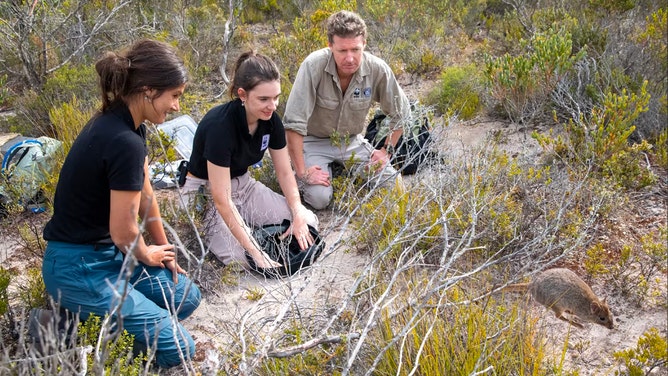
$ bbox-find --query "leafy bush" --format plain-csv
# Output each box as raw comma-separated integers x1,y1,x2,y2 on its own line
11,64,96,137
0,74,11,110
654,128,668,169
48,96,95,155
250,155,281,194
426,64,482,119
586,225,667,306
631,7,667,141
533,81,656,190
17,267,47,310
78,314,147,376
484,27,586,124
268,3,334,114
39,97,96,208
372,287,547,375
0,267,9,317
393,38,443,76
614,327,668,375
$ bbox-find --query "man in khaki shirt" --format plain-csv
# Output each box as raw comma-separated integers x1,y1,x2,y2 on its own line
283,10,411,209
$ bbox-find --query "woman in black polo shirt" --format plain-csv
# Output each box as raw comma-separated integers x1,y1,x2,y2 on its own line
42,39,201,368
183,51,318,269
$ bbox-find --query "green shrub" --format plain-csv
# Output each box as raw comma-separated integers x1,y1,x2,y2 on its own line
583,243,610,278
0,74,11,110
268,5,332,115
349,183,440,264
394,38,444,76
602,227,667,306
632,7,668,141
12,63,96,137
250,155,281,194
258,322,347,375
614,327,668,376
0,267,10,317
78,314,146,376
484,27,586,124
48,96,95,155
654,128,668,169
371,285,547,375
533,81,656,190
42,97,96,208
426,64,481,119
147,127,180,167
17,219,47,258
17,268,47,310
590,0,637,13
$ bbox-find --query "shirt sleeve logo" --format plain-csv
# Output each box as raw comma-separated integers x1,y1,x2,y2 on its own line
261,134,270,151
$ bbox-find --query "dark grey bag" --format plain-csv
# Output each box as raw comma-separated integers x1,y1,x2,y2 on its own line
247,220,324,277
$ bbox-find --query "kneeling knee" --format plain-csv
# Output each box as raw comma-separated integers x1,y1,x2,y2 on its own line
177,284,201,320
154,333,196,368
305,189,332,210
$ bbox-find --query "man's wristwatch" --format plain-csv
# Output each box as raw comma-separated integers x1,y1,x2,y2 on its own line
384,143,395,156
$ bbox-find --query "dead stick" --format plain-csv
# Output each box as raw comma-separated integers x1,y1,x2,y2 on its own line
267,333,360,358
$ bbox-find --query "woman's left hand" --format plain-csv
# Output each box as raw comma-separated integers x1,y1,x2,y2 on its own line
144,244,185,283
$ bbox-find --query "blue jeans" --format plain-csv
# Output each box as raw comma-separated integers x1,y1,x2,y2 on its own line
42,241,201,368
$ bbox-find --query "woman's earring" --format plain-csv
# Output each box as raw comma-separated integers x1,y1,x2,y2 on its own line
144,95,152,103
241,100,245,107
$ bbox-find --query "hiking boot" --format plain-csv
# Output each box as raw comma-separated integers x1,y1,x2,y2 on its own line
27,308,76,354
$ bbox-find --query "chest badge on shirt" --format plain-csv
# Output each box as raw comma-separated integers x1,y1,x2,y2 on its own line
364,87,371,97
261,134,270,151
353,87,361,98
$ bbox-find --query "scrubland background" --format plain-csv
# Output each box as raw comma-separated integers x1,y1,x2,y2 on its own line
0,0,666,375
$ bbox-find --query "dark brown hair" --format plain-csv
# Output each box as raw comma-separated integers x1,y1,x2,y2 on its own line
326,10,367,44
229,51,280,99
95,39,188,111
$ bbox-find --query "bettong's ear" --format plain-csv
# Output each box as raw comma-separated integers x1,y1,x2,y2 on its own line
590,300,601,313
590,298,609,314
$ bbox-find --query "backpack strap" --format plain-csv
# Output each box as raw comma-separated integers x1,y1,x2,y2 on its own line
2,139,43,175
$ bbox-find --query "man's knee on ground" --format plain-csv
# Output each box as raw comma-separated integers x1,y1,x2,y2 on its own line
304,185,332,210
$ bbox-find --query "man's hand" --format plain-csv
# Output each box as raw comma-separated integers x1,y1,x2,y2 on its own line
299,165,330,186
369,148,391,170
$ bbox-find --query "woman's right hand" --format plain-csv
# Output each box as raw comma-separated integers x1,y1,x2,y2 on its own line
252,250,282,269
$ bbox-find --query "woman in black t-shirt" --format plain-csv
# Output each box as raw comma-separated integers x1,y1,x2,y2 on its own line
42,39,201,368
183,51,318,269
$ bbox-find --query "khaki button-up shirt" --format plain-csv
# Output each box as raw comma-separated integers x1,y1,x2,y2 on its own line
283,48,410,139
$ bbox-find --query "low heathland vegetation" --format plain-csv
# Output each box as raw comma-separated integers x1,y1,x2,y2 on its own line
0,1,666,375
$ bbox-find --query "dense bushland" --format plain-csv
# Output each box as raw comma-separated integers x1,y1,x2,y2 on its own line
0,0,666,375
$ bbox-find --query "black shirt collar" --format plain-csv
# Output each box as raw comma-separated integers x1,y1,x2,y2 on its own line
107,101,139,130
